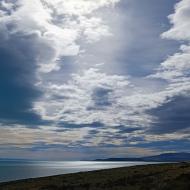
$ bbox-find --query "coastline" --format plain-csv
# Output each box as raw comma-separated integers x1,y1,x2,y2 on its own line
0,162,190,190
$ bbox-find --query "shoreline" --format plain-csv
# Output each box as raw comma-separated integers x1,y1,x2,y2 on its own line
0,161,159,184
0,162,190,190
0,162,161,183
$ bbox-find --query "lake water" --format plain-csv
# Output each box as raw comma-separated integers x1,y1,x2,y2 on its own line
0,161,156,183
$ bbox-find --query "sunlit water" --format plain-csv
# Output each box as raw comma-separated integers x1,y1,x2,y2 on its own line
0,161,157,183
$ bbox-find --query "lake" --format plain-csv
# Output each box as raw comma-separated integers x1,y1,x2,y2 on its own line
0,161,156,183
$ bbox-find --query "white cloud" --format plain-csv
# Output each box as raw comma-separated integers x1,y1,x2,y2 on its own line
34,68,133,126
43,0,120,16
151,0,190,82
34,67,178,131
162,0,190,41
150,45,190,82
0,0,119,73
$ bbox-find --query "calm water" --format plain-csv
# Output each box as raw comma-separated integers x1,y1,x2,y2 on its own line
0,161,155,183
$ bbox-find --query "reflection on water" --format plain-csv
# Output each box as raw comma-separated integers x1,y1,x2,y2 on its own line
0,161,155,183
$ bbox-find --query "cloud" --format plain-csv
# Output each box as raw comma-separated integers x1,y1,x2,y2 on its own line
43,0,119,16
0,124,91,147
1,0,190,159
0,0,119,125
80,146,163,159
148,95,190,134
150,45,190,81
0,145,162,160
147,0,190,136
0,0,79,73
162,0,190,41
150,0,190,82
0,146,87,160
34,68,132,126
91,87,113,108
0,27,43,125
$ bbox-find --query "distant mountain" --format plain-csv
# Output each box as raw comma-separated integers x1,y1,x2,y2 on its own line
94,153,190,162
94,158,143,162
143,153,190,162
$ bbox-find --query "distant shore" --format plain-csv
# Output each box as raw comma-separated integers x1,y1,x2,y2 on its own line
0,162,190,190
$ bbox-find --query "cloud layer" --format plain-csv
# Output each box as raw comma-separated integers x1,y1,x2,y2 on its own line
0,0,190,159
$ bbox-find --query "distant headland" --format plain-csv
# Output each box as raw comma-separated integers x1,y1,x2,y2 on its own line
93,152,190,162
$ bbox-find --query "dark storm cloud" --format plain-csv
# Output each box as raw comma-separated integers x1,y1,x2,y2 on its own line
148,95,190,134
0,32,44,125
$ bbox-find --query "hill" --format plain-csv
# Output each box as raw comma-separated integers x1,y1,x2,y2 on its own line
94,152,190,162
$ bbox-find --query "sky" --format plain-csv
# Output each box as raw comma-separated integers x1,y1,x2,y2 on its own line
0,0,190,160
